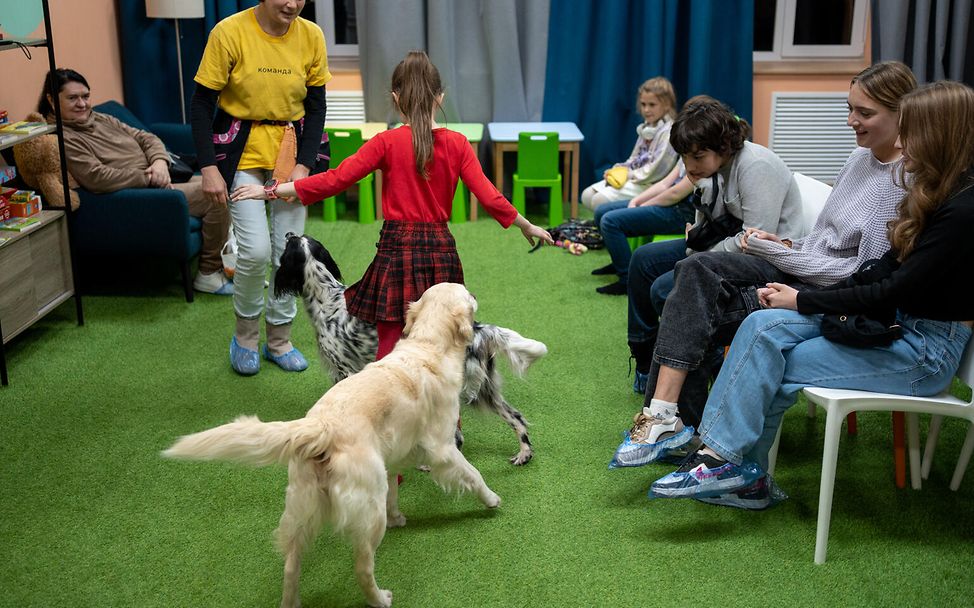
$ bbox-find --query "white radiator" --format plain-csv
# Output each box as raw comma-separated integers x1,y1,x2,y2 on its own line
325,90,366,123
769,92,856,184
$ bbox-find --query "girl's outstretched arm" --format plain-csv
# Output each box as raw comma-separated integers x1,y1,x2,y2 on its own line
513,214,554,247
230,180,299,202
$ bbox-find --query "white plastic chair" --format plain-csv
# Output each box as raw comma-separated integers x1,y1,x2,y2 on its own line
922,400,974,491
793,172,832,237
791,336,974,564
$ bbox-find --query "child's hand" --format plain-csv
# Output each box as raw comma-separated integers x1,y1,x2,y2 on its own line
230,184,267,202
521,222,554,247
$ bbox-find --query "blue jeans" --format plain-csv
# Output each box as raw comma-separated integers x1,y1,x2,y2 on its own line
229,169,307,324
699,309,972,471
594,200,693,284
627,238,689,345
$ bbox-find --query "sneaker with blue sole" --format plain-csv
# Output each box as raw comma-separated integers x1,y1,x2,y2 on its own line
609,413,694,469
230,336,260,376
695,474,788,510
649,450,763,499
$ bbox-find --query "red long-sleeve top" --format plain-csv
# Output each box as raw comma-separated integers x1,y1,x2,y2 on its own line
294,125,518,227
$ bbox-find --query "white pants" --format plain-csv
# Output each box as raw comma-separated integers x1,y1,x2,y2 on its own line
581,178,647,211
229,169,307,325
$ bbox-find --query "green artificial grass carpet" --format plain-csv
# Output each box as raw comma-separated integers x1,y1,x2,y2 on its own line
2,213,973,607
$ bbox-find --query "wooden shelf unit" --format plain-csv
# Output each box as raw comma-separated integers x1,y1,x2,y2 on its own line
0,0,84,387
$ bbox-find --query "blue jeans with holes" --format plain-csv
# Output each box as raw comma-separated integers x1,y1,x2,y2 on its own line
595,199,693,284
699,309,971,471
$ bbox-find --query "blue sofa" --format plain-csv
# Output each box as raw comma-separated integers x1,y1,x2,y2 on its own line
70,101,202,302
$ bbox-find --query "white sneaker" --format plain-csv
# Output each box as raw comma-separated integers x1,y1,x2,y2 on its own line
193,270,234,295
608,413,694,468
631,412,686,444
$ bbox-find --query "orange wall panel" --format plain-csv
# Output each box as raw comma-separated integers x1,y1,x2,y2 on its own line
1,0,123,121
752,74,857,146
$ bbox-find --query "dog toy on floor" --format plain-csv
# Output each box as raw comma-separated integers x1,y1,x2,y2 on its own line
555,239,588,255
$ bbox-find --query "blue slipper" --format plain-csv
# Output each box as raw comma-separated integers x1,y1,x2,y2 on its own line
230,336,260,376
262,344,308,372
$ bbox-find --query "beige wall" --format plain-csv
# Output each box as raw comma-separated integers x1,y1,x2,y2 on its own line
752,72,863,146
0,0,124,121
751,26,872,146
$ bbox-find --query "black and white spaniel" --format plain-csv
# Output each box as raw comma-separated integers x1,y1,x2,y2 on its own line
275,233,547,465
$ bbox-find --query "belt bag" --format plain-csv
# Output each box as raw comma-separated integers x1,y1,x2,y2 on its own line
820,313,902,348
819,257,902,348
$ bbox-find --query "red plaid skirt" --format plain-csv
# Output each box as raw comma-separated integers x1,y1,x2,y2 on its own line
345,221,464,323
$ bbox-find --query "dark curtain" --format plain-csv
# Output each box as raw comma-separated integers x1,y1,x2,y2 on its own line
543,0,754,184
116,0,256,124
871,0,974,84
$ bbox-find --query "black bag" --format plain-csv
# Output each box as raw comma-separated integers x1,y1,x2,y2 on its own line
532,219,605,252
819,257,902,348
168,152,196,183
685,176,743,251
820,314,902,348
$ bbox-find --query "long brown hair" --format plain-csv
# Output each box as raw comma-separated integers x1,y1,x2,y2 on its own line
851,60,917,114
390,50,443,179
889,81,974,260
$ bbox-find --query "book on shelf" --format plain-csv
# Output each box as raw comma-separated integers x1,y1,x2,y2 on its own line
0,165,15,184
0,216,42,232
0,120,50,135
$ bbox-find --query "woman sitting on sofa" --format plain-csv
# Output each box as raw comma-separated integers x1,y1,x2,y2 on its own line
38,68,232,295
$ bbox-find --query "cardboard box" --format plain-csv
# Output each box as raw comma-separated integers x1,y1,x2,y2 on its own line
8,189,35,203
9,195,41,217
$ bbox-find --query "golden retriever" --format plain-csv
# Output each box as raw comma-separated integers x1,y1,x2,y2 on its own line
163,283,500,608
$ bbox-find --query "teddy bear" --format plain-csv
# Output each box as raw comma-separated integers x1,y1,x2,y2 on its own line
11,111,80,210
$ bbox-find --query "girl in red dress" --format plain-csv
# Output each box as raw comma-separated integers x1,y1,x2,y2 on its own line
232,50,553,359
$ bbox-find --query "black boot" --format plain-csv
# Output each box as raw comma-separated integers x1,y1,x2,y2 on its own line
596,280,628,295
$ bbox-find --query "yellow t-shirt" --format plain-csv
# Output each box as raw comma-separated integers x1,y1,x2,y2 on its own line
195,8,331,170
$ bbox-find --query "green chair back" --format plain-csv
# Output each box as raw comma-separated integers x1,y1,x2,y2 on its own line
322,127,374,223
516,132,560,179
325,127,365,164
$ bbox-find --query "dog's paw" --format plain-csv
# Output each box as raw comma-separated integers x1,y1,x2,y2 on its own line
386,513,407,528
367,589,392,607
509,449,533,466
483,491,501,509
415,464,431,473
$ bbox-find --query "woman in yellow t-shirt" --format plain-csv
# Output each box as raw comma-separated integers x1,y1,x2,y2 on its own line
190,0,330,376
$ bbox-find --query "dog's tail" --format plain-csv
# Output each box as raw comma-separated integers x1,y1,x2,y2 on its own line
475,324,548,377
162,415,331,466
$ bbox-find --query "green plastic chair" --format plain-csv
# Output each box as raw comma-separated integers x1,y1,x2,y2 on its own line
451,183,467,223
322,127,375,223
512,132,563,226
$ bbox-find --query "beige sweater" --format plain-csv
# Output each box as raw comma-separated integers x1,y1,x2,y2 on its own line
60,111,170,193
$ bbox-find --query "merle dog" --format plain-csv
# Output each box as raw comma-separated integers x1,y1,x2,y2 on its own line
275,233,547,465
